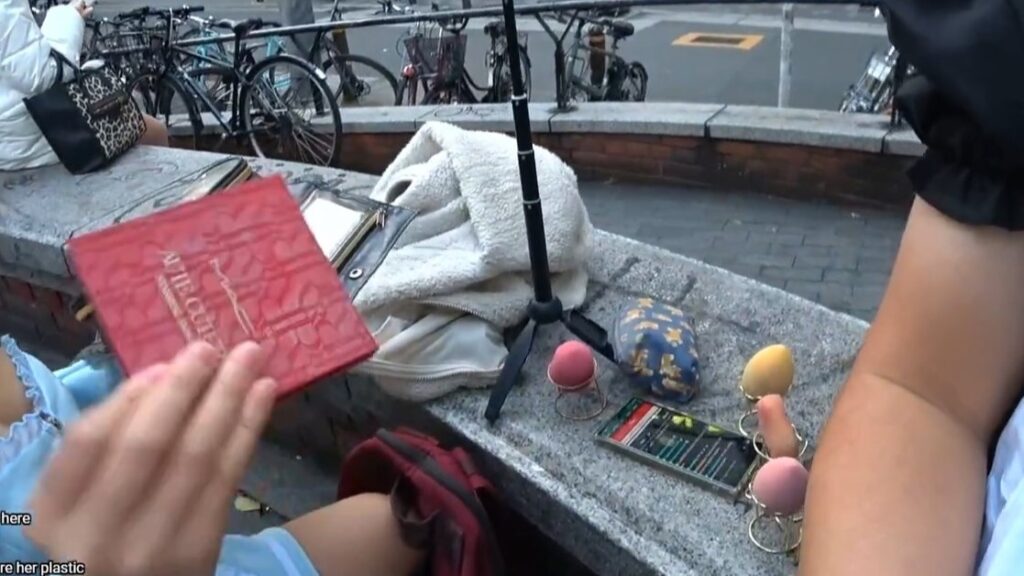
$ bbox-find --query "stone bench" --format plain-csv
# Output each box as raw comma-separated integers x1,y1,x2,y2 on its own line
0,143,867,575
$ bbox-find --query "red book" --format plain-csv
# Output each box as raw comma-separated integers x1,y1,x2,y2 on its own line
67,175,377,398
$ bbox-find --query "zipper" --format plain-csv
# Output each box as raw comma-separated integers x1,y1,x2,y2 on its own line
363,360,502,383
376,429,505,576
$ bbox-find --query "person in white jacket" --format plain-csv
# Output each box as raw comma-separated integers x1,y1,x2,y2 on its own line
0,0,169,172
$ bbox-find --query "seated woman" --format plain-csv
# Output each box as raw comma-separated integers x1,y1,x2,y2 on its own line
0,0,168,172
0,337,426,575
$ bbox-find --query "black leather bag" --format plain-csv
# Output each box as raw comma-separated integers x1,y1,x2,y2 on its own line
23,50,145,174
292,181,417,298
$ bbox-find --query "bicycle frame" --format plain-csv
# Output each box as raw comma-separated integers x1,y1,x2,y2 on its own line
566,20,622,100
534,10,580,110
153,14,256,139
537,11,627,106
170,47,242,135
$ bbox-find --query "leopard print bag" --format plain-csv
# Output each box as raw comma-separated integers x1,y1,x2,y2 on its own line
23,51,145,174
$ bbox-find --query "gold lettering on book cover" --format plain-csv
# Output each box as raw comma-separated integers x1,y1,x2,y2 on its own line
157,275,194,342
209,258,256,339
158,251,227,352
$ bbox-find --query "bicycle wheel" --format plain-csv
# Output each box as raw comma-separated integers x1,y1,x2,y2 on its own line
489,45,531,103
321,53,400,107
128,73,201,149
620,61,648,102
240,54,342,167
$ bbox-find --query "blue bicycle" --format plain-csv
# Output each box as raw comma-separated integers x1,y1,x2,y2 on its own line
127,6,343,166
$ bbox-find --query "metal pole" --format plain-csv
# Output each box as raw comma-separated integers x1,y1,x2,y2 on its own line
279,0,316,98
162,0,876,47
778,3,793,107
278,0,316,54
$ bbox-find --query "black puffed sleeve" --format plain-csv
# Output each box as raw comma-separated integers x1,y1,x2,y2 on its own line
882,0,1024,229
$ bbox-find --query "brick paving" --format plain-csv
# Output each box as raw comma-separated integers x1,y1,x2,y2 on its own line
580,181,910,321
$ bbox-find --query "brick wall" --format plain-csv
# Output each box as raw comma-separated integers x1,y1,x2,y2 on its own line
0,275,93,365
179,131,915,210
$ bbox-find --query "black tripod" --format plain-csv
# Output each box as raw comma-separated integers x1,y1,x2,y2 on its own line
483,0,616,423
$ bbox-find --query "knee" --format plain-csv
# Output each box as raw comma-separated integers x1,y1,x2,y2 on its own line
0,352,33,428
140,115,169,147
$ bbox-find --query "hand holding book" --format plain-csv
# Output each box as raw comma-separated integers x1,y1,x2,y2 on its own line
68,175,378,398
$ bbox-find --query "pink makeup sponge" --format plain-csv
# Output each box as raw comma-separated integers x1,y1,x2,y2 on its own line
549,341,595,389
750,457,808,516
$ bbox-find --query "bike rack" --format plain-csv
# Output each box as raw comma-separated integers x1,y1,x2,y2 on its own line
533,12,581,112
98,0,888,120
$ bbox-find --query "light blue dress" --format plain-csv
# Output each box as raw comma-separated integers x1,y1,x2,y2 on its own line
0,336,319,576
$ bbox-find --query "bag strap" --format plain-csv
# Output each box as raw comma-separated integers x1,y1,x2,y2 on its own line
375,429,506,576
49,49,80,83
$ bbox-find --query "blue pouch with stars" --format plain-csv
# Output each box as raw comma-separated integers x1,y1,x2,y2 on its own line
612,298,701,404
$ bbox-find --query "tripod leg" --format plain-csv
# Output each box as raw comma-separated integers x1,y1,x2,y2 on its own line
564,310,616,363
485,319,539,423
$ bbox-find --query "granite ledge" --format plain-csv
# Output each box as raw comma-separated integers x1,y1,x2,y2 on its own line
883,126,926,157
276,228,868,576
0,146,381,283
0,147,870,576
548,102,726,137
412,102,554,133
417,231,867,575
707,105,889,153
164,101,918,158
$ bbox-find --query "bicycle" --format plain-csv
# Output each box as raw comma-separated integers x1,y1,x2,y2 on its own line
375,0,417,16
556,10,647,103
124,6,342,167
84,10,165,77
397,5,530,105
261,0,400,107
837,8,911,126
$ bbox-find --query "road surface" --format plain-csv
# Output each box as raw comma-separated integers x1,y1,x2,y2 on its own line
93,0,891,110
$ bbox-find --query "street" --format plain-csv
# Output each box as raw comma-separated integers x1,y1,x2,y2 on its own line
94,0,891,110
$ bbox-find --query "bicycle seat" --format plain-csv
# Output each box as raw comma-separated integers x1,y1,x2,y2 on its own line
483,20,504,36
214,17,264,36
603,19,634,38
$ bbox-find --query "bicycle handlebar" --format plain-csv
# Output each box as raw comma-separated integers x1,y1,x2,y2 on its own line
116,6,149,19
117,5,204,20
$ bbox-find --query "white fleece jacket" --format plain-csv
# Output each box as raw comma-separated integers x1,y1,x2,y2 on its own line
350,121,593,400
0,1,85,171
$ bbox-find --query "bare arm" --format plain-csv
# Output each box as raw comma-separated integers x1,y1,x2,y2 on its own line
0,347,33,433
799,197,1024,574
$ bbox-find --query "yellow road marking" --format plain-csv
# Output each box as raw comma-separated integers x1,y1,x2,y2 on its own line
672,33,764,50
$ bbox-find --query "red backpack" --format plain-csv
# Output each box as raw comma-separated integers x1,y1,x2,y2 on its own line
338,428,505,576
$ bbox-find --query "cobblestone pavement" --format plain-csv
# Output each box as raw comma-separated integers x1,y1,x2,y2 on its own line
580,181,911,321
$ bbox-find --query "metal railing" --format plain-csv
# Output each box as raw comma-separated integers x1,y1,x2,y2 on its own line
100,0,884,114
